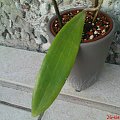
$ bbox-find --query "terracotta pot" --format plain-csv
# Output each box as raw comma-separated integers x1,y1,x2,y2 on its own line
47,8,115,91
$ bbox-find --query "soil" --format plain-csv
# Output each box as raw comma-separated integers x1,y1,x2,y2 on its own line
50,9,113,43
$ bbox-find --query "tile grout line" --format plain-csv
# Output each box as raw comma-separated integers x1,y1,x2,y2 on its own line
0,78,33,93
58,94,120,115
0,77,120,115
0,100,31,112
0,100,43,120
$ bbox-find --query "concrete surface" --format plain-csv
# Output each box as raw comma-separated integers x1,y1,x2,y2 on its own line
0,104,37,120
0,46,120,119
42,99,114,120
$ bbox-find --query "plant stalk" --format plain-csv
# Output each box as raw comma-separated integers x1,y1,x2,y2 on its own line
95,0,99,7
93,0,104,22
52,0,63,28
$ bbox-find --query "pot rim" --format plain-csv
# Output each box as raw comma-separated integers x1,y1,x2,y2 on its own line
47,8,115,45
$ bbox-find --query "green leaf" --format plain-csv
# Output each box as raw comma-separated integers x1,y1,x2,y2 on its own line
32,11,86,117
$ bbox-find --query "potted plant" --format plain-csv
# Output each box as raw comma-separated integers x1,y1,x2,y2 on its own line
32,0,115,117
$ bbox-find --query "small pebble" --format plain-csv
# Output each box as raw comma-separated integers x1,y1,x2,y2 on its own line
90,35,94,39
84,39,87,41
102,33,105,35
97,28,101,30
97,25,100,28
94,31,98,34
55,24,57,27
97,18,100,20
106,25,109,28
102,29,106,33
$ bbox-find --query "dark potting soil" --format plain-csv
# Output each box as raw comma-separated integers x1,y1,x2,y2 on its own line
51,10,111,43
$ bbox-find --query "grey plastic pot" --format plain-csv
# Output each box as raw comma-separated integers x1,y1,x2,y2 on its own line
47,9,115,92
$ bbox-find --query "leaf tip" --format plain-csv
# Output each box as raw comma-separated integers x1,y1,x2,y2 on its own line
31,106,41,117
31,97,40,117
31,106,38,117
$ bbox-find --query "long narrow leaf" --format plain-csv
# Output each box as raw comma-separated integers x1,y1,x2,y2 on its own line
32,11,86,117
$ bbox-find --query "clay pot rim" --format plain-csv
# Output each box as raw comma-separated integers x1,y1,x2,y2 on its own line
49,8,114,43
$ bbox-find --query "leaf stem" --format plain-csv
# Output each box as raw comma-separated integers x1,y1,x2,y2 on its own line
83,5,100,12
92,0,104,22
52,0,63,28
95,0,99,7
